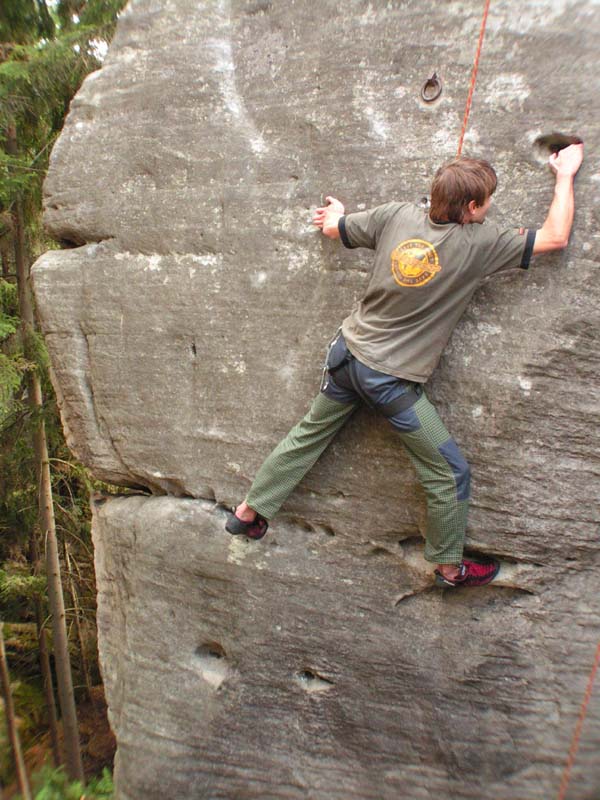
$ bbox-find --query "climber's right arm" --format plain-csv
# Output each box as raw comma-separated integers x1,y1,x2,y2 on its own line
533,143,583,255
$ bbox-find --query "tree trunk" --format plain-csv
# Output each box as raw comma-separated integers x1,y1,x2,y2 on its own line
35,422,85,781
0,623,32,800
7,122,85,783
1,238,10,279
64,540,94,703
29,535,62,767
36,604,63,766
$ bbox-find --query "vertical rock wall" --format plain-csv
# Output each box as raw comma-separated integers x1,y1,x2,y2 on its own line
32,1,600,797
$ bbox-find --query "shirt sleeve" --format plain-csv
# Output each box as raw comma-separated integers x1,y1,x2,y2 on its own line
481,223,537,276
338,202,403,250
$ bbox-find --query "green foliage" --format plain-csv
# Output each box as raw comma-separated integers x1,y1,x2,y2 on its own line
3,620,40,655
0,276,35,421
0,1,55,46
0,1,125,782
0,314,18,339
0,274,17,317
0,149,38,204
0,275,48,425
0,421,38,557
0,568,46,601
0,649,47,780
0,0,129,223
0,351,25,419
16,765,114,800
11,674,47,734
24,325,51,373
72,0,126,33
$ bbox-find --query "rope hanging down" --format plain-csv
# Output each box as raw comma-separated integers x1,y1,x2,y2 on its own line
456,0,491,156
557,640,600,800
456,0,600,800
454,7,599,798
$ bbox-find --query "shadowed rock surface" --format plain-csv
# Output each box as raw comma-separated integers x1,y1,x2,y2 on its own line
32,0,600,797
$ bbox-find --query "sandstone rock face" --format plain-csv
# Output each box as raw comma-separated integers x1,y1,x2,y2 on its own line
93,495,597,800
32,0,600,797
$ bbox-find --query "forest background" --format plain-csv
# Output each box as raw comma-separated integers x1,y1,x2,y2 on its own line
0,1,128,797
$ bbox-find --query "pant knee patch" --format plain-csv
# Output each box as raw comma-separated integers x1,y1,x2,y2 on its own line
387,404,421,433
437,438,471,501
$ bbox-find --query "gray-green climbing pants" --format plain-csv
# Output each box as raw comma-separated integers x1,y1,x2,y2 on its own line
246,343,470,565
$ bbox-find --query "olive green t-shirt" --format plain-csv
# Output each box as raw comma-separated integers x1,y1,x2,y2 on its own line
339,202,534,383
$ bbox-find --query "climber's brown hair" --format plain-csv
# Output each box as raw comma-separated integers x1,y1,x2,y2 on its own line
429,157,497,223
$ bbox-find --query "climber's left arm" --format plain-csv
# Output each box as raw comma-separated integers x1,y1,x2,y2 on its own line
313,196,344,239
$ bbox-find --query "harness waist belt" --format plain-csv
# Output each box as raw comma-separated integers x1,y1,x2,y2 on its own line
331,357,422,416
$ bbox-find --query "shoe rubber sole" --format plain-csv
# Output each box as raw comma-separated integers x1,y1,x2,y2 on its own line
434,558,500,588
225,511,269,540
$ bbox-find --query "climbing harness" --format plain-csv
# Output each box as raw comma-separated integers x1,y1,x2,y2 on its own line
320,328,349,394
322,331,422,416
556,640,600,800
456,0,491,156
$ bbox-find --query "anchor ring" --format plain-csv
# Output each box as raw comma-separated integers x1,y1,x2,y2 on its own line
421,72,442,103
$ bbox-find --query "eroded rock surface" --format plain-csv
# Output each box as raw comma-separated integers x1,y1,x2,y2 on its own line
32,0,600,797
94,495,600,800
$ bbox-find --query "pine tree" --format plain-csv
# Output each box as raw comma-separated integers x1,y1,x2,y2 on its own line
0,0,127,784
0,622,32,799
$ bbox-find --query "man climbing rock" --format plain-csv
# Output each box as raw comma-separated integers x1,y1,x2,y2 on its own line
225,144,583,588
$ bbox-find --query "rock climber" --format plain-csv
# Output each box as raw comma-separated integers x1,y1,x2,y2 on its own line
225,143,583,588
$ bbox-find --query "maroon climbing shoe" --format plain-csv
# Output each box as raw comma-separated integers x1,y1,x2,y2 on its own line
225,510,269,540
434,557,500,588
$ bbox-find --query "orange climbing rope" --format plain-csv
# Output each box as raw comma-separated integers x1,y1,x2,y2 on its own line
456,0,491,156
455,7,599,796
556,640,600,800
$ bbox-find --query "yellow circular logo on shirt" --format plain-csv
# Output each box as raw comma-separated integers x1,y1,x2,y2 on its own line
391,239,441,287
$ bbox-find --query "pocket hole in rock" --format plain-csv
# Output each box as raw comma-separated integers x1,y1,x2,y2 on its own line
297,519,315,533
296,668,334,693
196,642,226,659
369,545,392,556
533,132,582,164
59,238,81,249
194,642,228,689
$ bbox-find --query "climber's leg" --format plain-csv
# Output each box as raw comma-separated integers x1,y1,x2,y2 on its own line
388,391,470,565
